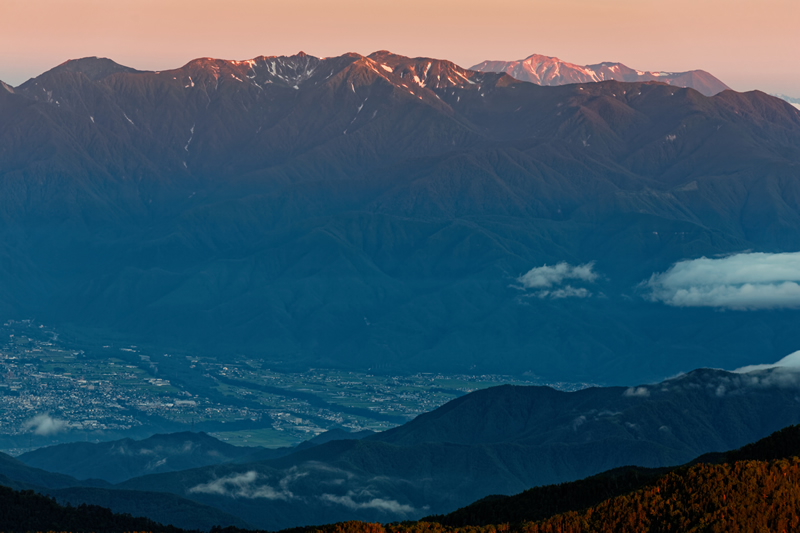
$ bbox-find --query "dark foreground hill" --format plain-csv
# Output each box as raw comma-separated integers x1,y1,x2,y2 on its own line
112,367,800,529
1,51,800,382
0,485,187,533
18,432,261,483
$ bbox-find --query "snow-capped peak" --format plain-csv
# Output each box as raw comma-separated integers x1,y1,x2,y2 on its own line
471,54,730,96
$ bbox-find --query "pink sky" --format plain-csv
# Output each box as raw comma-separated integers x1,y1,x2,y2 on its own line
1,0,798,96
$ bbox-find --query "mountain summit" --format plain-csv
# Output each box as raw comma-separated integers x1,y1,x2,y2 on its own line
48,57,143,81
471,53,730,96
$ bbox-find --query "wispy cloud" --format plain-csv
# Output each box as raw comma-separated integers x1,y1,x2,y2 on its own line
188,470,299,500
23,414,68,436
643,252,800,310
319,492,416,514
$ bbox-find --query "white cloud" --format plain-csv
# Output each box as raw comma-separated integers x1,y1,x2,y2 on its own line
188,470,296,500
23,414,68,436
518,262,598,289
320,492,415,514
643,252,800,310
517,262,599,299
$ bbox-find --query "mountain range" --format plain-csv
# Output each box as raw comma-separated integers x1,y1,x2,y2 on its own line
470,54,730,96
5,367,800,529
6,424,800,533
1,50,799,384
16,429,376,484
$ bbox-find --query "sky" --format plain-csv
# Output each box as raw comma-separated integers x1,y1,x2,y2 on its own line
1,0,798,96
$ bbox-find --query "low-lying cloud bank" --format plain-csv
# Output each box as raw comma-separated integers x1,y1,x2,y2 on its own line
320,492,416,514
518,262,598,299
643,252,800,310
734,350,800,373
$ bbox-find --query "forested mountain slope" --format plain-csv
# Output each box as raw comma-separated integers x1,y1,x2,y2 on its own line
2,52,800,382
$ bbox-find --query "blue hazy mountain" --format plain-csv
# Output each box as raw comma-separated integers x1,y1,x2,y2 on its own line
18,431,260,483
17,429,375,482
1,52,799,383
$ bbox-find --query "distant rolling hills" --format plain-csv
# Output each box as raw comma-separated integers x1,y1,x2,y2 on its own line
17,431,261,483
1,51,799,383
16,428,376,483
102,367,800,529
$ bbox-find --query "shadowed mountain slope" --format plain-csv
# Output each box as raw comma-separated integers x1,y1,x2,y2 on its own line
0,452,107,489
424,425,800,533
428,424,800,527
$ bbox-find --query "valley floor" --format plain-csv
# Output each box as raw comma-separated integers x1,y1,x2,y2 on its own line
0,319,594,453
